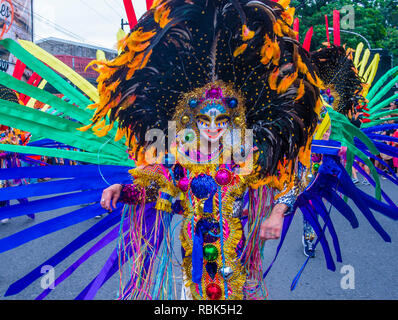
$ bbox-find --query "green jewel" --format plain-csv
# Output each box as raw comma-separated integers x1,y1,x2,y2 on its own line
203,244,219,262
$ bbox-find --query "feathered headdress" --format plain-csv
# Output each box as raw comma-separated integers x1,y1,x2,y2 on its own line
84,0,325,177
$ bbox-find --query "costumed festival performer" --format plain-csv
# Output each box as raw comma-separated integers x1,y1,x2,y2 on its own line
0,84,34,224
0,0,397,300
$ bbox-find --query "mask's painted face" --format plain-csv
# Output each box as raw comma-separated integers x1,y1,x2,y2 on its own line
173,81,246,155
196,104,231,144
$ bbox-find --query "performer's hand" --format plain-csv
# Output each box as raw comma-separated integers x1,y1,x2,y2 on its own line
260,203,287,241
338,146,347,158
101,184,122,211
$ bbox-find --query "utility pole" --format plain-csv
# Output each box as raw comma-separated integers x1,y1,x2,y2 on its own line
31,0,34,42
121,18,130,32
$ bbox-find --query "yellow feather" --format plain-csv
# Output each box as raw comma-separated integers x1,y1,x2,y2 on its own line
278,0,291,9
242,25,255,41
159,8,171,28
76,123,94,132
277,71,297,94
268,68,279,90
233,43,248,57
273,21,283,37
93,119,106,131
129,28,157,42
115,128,126,142
127,40,151,53
295,80,305,101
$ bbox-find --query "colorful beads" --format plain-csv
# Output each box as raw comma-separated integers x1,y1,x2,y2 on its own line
119,184,142,205
320,88,335,105
311,154,322,163
181,115,190,124
184,132,195,142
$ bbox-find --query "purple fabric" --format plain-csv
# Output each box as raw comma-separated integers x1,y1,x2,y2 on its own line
353,161,397,207
5,206,122,297
82,244,120,300
76,203,162,300
311,197,342,262
35,215,130,300
300,202,336,271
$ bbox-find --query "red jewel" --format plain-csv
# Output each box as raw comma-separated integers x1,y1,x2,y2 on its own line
215,169,232,186
206,283,222,300
178,177,190,192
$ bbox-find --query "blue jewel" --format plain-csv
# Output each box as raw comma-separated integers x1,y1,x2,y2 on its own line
189,99,198,109
205,262,218,280
227,98,238,109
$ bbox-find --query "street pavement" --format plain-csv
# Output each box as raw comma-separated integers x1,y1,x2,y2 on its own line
0,179,397,300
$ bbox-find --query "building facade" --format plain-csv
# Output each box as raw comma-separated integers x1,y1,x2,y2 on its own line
36,37,117,84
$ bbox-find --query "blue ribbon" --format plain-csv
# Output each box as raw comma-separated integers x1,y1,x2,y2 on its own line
5,207,122,297
0,165,131,180
0,190,103,220
0,203,112,254
0,173,131,201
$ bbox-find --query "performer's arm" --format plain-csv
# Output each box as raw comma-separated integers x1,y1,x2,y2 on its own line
259,172,299,241
259,203,289,241
101,184,122,211
101,183,143,211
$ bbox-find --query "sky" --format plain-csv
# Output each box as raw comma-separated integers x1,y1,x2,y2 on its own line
34,0,148,50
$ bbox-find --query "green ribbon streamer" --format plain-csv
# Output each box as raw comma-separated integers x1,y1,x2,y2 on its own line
368,93,398,116
0,99,126,157
362,116,398,129
367,75,398,109
0,38,127,145
0,143,135,167
328,108,381,200
0,71,90,124
369,106,398,120
0,38,93,109
366,66,398,101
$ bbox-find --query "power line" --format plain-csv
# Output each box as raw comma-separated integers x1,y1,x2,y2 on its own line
78,0,119,28
109,0,125,12
34,12,86,42
13,1,118,49
11,1,86,42
103,0,124,19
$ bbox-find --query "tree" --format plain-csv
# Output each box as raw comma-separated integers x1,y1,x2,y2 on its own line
291,0,398,66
